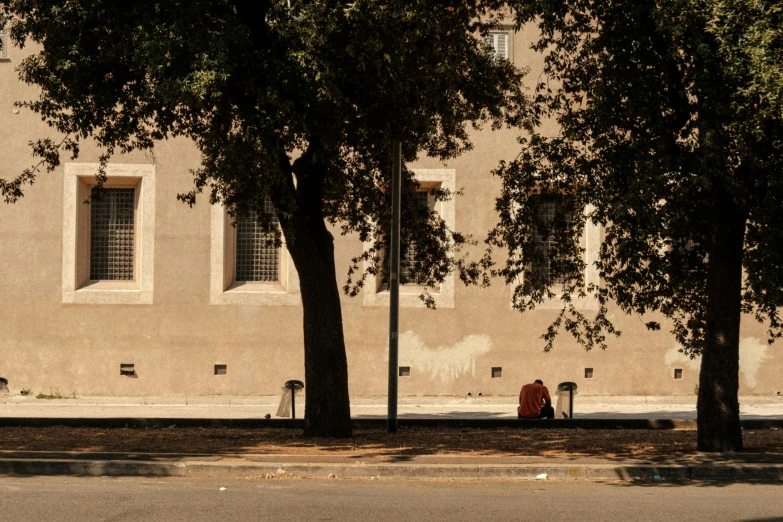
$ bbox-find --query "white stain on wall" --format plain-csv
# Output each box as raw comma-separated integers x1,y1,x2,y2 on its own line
663,337,773,389
397,331,492,382
664,346,701,371
739,337,772,388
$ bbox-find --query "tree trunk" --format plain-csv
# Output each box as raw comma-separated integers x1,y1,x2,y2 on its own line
697,193,747,452
280,151,352,438
284,215,353,437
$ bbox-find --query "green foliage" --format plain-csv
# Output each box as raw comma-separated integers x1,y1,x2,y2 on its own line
0,0,528,296
486,0,783,354
35,389,76,400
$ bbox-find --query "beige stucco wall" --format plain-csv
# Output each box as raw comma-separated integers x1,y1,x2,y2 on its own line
0,30,779,398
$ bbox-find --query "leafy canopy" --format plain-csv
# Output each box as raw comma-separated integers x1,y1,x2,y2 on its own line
486,0,783,352
1,0,529,295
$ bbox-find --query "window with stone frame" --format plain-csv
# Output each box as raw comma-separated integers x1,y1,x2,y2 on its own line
235,198,281,283
363,168,455,308
528,193,572,287
90,187,136,281
62,163,155,305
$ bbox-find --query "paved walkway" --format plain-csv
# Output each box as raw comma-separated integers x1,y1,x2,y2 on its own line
2,394,783,420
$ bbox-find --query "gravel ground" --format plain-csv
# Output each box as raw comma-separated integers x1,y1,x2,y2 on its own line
1,426,782,458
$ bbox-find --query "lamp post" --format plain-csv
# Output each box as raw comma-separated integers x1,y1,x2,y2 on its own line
388,141,402,433
388,0,405,435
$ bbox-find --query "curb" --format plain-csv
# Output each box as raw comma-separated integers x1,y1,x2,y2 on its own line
0,457,781,482
2,417,783,430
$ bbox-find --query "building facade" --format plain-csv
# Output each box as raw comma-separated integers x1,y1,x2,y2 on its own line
0,28,779,398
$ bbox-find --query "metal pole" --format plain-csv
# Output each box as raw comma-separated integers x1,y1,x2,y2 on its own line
291,383,296,420
569,385,573,419
388,0,404,434
388,141,402,433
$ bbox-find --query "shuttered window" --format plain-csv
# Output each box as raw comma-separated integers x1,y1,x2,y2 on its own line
484,32,508,60
0,25,7,58
235,198,280,283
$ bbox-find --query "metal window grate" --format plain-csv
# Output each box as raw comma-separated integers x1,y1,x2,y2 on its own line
235,199,280,282
90,188,135,281
399,190,430,285
530,195,572,286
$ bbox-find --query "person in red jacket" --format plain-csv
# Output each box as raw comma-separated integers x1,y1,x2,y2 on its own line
518,379,555,419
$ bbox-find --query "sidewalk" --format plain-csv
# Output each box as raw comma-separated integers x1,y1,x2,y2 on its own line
2,394,782,482
2,394,783,420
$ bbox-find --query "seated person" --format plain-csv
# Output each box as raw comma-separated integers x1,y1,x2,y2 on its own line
518,379,555,419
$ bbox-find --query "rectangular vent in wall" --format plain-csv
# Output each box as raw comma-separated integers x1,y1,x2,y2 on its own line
584,368,594,379
120,364,136,377
399,366,411,377
215,364,227,375
491,367,502,378
674,368,683,379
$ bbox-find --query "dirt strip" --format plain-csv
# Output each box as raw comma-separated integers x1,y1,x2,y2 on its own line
1,426,782,458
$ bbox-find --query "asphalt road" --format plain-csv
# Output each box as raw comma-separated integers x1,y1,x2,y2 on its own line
0,477,782,522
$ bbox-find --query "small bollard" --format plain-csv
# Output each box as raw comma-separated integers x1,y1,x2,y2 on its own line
285,380,304,419
556,381,578,419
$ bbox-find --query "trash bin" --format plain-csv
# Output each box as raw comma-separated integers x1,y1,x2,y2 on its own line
555,382,577,419
276,380,304,419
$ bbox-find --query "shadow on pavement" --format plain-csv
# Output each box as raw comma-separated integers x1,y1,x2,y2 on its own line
1,416,782,484
1,424,782,459
609,478,783,488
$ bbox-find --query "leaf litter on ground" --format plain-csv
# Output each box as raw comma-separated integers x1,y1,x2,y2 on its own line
1,426,782,458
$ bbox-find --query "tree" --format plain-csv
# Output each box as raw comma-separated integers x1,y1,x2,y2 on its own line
0,0,527,436
487,0,783,450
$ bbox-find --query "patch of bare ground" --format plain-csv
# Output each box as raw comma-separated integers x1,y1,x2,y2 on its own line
1,427,782,458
